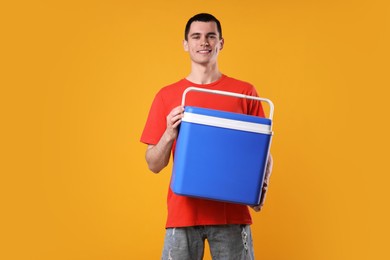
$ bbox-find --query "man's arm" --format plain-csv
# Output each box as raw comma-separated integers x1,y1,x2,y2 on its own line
145,105,184,173
252,154,273,211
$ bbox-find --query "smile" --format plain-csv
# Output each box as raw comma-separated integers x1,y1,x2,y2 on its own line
197,49,212,54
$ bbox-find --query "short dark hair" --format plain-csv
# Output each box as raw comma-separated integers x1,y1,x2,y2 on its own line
184,13,222,40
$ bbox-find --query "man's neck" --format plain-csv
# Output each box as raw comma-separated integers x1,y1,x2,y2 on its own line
186,62,222,85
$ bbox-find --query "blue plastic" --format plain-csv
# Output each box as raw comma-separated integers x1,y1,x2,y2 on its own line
171,106,272,206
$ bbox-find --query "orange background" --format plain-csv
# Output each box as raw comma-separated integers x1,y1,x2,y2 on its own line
1,0,389,259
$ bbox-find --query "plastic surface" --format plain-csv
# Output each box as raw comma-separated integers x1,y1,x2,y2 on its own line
181,86,274,120
171,106,272,206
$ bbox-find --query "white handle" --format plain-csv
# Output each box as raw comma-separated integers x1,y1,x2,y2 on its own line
181,86,274,120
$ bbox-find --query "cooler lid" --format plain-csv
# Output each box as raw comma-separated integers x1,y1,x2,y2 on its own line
183,106,272,135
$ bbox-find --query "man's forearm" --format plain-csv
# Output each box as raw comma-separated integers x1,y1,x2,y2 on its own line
145,131,175,173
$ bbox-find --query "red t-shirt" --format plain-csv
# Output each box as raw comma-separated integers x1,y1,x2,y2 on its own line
140,75,265,228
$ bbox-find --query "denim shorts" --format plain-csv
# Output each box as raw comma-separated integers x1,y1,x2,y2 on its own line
161,224,255,260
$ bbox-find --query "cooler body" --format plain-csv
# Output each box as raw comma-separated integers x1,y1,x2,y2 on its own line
171,106,272,206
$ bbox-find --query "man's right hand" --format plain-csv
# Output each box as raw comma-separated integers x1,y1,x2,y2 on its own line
165,105,184,141
145,106,184,173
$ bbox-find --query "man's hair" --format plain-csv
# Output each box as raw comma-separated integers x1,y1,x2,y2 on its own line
184,13,222,40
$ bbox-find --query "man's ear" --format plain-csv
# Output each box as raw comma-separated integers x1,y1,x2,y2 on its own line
219,38,224,51
183,39,189,52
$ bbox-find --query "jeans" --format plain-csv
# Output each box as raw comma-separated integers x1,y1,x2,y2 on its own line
161,224,255,260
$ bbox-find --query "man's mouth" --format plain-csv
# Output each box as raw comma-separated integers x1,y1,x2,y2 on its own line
197,49,212,54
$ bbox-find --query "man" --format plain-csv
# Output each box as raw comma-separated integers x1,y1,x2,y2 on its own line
141,13,273,260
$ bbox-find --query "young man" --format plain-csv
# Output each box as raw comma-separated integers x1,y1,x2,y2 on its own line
141,13,273,260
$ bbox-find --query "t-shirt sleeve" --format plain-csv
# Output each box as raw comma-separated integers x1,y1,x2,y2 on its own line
140,92,167,145
247,86,266,118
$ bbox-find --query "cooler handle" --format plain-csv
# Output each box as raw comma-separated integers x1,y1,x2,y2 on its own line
181,86,274,120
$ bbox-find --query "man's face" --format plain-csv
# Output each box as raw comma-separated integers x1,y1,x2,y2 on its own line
183,21,224,65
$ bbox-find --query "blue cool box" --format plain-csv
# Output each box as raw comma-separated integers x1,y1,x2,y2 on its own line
171,106,273,206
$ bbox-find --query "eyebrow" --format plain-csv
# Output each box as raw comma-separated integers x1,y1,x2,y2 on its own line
189,32,218,37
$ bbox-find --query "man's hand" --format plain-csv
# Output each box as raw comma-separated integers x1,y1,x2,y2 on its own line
165,106,184,141
251,154,273,212
145,106,184,173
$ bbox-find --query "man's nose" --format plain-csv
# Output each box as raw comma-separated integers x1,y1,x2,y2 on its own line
201,39,210,46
